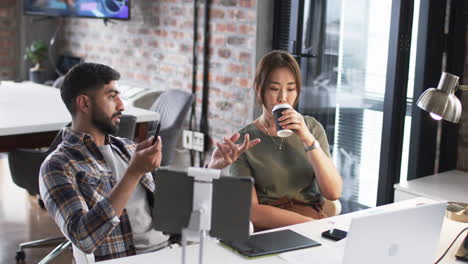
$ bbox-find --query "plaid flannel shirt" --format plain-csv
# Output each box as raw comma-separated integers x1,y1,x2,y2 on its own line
39,128,156,261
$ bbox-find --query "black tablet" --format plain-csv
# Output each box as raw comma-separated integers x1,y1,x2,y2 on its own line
221,229,321,258
152,169,253,241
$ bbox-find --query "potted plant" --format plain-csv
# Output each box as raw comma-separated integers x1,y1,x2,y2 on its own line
24,40,48,83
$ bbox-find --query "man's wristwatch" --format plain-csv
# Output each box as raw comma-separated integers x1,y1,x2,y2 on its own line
305,140,320,152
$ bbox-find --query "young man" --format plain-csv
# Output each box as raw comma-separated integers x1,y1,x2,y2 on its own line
39,63,260,261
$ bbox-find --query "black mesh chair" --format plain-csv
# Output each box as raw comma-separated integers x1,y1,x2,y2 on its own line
8,124,71,263
9,124,70,205
114,115,137,140
148,90,194,166
52,76,65,89
9,115,136,197
8,116,136,263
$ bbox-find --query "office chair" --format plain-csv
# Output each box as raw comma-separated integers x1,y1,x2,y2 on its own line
323,199,342,217
8,116,136,263
9,124,70,205
9,115,135,198
52,75,65,89
114,115,137,140
8,124,70,263
148,89,194,166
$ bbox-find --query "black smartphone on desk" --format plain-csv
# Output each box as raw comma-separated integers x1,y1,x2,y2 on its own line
322,228,347,241
152,122,161,145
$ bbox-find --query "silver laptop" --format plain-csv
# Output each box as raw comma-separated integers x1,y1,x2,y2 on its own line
340,201,446,264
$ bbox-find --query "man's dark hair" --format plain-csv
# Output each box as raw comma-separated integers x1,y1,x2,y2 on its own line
61,63,120,115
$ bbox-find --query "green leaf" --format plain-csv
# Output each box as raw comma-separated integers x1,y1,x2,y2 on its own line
24,40,48,67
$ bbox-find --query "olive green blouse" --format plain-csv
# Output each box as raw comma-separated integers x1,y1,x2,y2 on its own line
230,116,331,204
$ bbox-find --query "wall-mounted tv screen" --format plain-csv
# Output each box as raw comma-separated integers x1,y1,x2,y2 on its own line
24,0,130,20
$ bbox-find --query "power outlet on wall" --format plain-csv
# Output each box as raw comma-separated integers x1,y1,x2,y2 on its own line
192,132,205,152
182,130,193,149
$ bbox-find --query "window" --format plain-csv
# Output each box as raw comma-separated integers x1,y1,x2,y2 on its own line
273,0,412,211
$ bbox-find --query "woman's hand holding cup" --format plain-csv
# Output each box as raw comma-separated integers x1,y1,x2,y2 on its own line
277,107,316,146
272,104,294,137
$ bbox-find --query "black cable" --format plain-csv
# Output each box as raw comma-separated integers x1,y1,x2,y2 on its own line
434,227,468,264
103,18,117,26
189,0,199,166
199,0,211,167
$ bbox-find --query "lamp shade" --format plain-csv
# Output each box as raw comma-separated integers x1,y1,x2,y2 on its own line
416,72,462,123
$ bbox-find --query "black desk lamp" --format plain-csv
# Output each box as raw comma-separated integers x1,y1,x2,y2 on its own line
416,72,468,261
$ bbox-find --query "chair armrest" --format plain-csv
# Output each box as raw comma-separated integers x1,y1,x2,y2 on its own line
322,199,342,217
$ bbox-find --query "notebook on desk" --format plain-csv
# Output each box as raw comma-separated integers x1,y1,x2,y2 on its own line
221,229,321,258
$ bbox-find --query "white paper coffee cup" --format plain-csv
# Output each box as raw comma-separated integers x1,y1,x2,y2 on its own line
272,104,293,137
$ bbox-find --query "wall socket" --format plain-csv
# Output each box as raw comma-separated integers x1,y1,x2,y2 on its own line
182,130,204,152
182,130,193,149
192,131,205,152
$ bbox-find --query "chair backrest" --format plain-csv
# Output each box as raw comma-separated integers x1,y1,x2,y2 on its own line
45,123,70,155
113,115,137,140
8,123,70,195
149,90,194,131
8,116,136,195
53,75,65,89
148,90,194,166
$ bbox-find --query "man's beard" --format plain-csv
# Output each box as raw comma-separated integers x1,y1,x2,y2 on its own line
91,105,120,135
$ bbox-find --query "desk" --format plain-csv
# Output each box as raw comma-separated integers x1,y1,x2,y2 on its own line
0,81,159,152
394,170,468,203
101,197,466,264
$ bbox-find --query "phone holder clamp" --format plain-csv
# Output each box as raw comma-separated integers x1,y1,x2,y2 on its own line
181,167,221,264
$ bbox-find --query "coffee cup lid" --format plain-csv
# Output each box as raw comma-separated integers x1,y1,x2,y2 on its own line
272,104,292,112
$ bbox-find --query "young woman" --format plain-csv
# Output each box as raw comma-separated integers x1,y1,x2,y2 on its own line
230,50,342,230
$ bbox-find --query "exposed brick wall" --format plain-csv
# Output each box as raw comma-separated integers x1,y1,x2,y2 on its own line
456,20,468,171
59,0,257,149
0,0,18,80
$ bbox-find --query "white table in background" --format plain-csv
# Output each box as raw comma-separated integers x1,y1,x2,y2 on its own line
394,170,468,203
101,197,466,264
0,81,159,152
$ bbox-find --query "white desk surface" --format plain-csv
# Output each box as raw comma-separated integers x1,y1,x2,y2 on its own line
0,81,159,136
394,170,468,203
101,197,466,264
